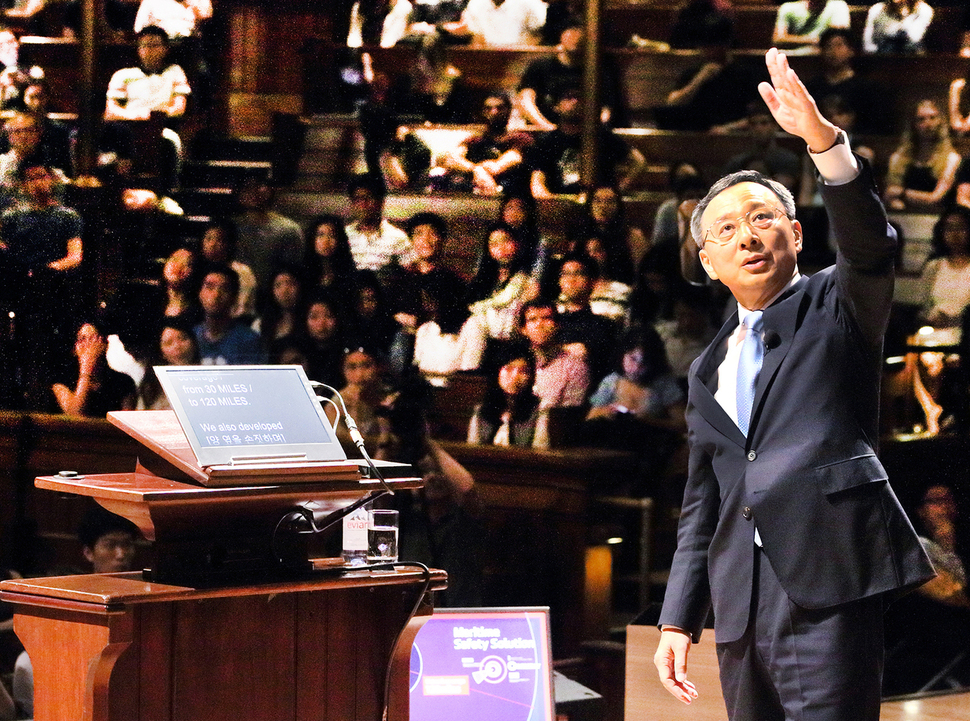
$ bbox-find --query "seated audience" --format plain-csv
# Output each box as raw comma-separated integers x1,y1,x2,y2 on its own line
300,291,351,387
453,0,546,47
200,218,257,320
304,214,359,319
577,185,641,281
194,264,264,365
519,299,589,410
344,173,413,274
465,223,535,345
529,87,644,198
467,353,546,447
255,264,307,351
354,270,399,356
498,193,544,274
233,175,303,291
772,0,850,52
655,16,758,133
721,101,801,197
138,317,201,409
52,321,137,417
805,28,883,135
582,235,634,322
884,99,961,212
103,26,190,188
438,92,532,195
134,0,212,39
160,246,202,323
13,79,74,177
0,111,69,199
863,0,933,54
556,253,618,383
917,206,970,331
517,21,624,129
412,280,479,374
347,0,412,48
387,31,474,124
326,345,393,454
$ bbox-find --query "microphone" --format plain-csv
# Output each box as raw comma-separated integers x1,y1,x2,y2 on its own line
764,330,781,352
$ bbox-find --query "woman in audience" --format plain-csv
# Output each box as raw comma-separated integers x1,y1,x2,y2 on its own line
465,223,535,345
255,263,306,351
498,194,543,272
388,31,473,123
577,185,641,282
161,246,202,324
200,218,257,320
918,205,970,330
299,291,351,388
355,269,399,356
467,354,546,448
581,235,634,322
326,344,393,454
863,0,934,55
412,283,480,376
304,214,359,319
137,317,201,409
885,98,961,211
52,321,137,417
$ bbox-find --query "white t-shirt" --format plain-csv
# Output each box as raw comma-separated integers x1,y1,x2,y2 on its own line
774,0,850,42
106,64,191,118
134,0,211,38
461,0,547,47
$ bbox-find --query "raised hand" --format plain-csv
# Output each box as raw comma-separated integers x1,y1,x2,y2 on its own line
758,47,839,153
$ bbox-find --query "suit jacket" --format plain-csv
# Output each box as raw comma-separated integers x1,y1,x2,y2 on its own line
658,160,935,645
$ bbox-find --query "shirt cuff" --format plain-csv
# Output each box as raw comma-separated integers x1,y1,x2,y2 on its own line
811,134,859,187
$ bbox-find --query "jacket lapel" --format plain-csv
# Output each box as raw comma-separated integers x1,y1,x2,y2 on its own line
690,311,746,446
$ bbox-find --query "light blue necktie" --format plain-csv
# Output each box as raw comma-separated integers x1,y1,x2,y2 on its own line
736,310,764,436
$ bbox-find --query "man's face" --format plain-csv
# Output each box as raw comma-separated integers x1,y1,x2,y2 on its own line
137,33,168,73
84,531,137,573
201,227,230,263
412,223,442,261
521,306,557,349
6,116,41,155
482,97,510,130
559,260,593,304
199,272,235,318
22,165,53,200
698,182,801,309
821,35,854,69
350,188,382,225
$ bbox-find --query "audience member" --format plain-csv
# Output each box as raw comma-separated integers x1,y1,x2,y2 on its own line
52,321,137,417
885,99,961,212
651,162,708,254
347,0,412,48
556,253,618,383
498,193,544,273
411,278,480,374
655,16,758,132
453,0,546,47
254,264,306,351
103,26,190,188
529,87,644,198
382,124,433,192
300,291,350,387
402,0,468,43
233,175,303,291
439,92,532,195
722,101,801,197
863,0,933,55
388,31,474,124
519,298,589,409
582,235,634,322
354,270,399,355
668,0,735,50
517,20,624,129
654,284,718,383
14,80,74,176
465,223,535,345
805,28,883,135
134,0,211,39
200,218,257,320
160,246,202,323
344,173,413,274
137,316,200,409
951,75,970,136
0,158,83,409
326,345,393,454
0,111,69,198
467,353,546,447
578,185,643,281
304,214,359,319
772,0,850,52
0,25,23,109
917,206,970,331
194,264,264,365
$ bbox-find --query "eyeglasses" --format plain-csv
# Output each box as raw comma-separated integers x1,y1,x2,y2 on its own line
704,205,790,246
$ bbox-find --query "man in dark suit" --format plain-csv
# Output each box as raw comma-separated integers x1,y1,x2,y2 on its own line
653,48,935,721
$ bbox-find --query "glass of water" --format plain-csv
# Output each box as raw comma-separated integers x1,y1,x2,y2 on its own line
368,509,399,563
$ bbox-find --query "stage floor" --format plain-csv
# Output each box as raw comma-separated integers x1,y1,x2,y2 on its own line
881,690,970,721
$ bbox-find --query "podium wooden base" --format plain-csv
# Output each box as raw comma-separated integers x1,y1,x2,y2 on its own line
2,568,446,721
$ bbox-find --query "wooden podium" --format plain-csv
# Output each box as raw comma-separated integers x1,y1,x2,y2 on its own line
0,411,443,721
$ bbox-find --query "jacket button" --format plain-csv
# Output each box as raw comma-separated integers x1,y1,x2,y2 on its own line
747,450,757,461
742,506,752,520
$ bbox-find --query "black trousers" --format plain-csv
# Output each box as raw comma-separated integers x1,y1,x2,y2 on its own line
715,545,884,721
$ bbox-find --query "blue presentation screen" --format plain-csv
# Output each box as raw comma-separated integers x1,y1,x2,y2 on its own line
409,608,554,721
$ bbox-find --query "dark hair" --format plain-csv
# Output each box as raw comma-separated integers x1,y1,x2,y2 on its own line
305,214,356,275
347,172,386,201
139,317,201,407
467,223,529,302
407,211,448,241
579,186,636,283
930,205,970,259
558,252,597,280
15,152,53,181
819,26,857,52
478,354,540,428
498,194,541,265
202,217,239,260
202,262,241,300
258,262,308,340
484,90,512,111
77,504,139,550
616,325,671,385
136,25,170,44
